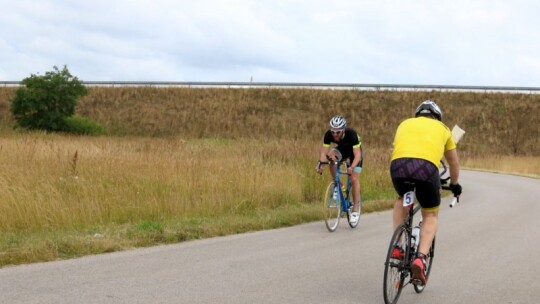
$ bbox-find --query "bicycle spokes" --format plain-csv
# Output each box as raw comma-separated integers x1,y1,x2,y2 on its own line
383,225,409,304
323,182,341,232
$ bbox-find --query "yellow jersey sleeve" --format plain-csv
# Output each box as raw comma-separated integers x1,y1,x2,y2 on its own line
391,117,456,167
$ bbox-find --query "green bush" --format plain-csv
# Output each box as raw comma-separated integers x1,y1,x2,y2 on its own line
10,66,88,132
63,115,106,135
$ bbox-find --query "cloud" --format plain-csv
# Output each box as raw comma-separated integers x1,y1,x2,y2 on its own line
1,0,540,85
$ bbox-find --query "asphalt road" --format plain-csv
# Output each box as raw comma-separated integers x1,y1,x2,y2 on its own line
0,170,538,304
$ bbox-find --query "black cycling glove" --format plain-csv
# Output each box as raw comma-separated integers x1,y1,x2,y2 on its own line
449,183,462,196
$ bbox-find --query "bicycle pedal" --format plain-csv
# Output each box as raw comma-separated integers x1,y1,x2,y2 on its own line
411,279,424,286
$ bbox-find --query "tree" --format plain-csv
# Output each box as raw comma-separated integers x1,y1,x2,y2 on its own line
10,65,88,132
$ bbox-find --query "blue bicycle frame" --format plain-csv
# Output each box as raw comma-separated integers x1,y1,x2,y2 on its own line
323,160,357,232
331,160,351,208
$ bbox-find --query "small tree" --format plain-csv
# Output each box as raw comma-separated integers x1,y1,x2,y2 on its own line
10,65,88,132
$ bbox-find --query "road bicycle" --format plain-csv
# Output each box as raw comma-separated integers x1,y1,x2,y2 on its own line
320,158,360,232
382,162,459,304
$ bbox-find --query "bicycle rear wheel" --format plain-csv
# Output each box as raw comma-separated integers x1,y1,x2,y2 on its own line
414,237,435,293
323,182,341,232
383,224,410,304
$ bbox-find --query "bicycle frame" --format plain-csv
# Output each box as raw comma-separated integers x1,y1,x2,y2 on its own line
330,160,352,211
403,201,422,271
322,159,357,232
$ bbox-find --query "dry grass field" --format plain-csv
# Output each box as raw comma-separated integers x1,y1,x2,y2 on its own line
0,87,538,266
77,87,539,155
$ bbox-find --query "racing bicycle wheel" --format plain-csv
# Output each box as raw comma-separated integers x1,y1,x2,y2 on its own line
383,224,410,304
323,182,341,232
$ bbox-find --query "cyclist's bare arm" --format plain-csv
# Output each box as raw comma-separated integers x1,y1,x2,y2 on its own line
444,148,460,184
319,146,331,162
316,146,331,174
323,146,342,162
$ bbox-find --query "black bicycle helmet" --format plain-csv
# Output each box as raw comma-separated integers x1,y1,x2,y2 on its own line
415,100,442,121
329,115,347,129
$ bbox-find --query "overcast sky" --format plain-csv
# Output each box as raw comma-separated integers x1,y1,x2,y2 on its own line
1,0,539,86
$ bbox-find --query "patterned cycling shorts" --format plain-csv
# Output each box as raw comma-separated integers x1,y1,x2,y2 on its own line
390,158,441,210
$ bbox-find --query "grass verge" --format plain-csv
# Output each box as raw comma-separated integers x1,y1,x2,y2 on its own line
0,132,537,266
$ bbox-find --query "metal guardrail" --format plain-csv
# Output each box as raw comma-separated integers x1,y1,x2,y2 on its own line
1,80,539,92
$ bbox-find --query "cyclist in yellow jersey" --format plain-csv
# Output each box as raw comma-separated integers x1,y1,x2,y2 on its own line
390,100,462,285
316,115,363,225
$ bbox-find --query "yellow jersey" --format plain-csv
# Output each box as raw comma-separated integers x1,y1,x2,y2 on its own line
391,117,456,167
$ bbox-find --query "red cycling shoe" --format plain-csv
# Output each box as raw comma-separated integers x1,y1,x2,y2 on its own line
391,246,405,260
411,256,427,285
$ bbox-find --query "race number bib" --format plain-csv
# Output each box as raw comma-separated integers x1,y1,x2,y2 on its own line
403,191,415,207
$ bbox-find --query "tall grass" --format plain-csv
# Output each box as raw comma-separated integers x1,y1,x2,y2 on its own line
0,87,538,265
80,88,540,156
0,135,314,231
0,132,394,265
3,87,536,155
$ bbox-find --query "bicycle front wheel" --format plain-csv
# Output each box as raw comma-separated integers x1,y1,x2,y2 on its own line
323,182,341,232
383,224,410,304
414,237,435,293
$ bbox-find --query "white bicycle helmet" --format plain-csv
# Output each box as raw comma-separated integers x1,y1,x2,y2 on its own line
415,100,442,121
329,115,347,129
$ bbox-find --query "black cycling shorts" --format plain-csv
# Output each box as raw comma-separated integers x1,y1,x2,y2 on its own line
390,158,441,210
336,145,363,168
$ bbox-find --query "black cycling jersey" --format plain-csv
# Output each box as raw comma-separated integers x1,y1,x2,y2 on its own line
323,128,363,167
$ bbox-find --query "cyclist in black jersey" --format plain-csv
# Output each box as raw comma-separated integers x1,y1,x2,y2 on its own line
316,115,364,225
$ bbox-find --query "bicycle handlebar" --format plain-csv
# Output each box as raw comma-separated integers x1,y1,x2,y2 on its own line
449,197,459,208
318,157,351,175
441,183,460,208
440,161,460,207
329,159,351,176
